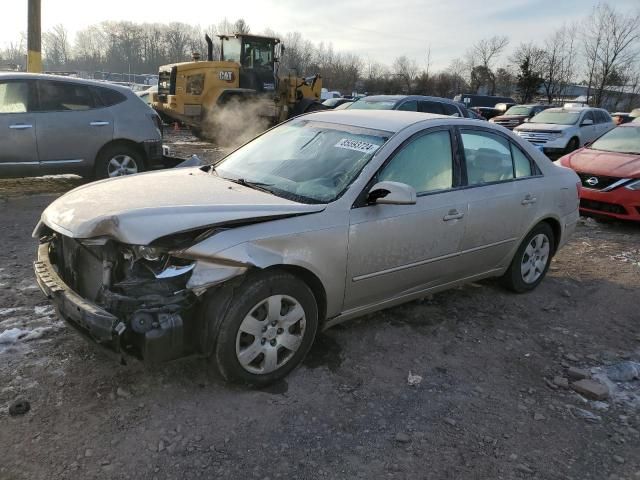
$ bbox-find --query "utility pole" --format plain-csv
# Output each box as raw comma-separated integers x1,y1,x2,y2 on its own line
27,0,42,72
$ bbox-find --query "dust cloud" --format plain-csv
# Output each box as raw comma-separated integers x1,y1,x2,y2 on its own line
203,97,275,148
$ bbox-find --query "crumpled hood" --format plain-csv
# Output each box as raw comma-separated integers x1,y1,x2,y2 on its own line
562,148,640,177
40,167,326,245
514,123,568,133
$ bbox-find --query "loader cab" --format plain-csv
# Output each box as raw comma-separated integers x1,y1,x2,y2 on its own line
219,34,278,92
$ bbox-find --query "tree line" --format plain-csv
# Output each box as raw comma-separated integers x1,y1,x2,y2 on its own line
1,3,638,108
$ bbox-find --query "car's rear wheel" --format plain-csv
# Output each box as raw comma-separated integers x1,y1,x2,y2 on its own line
208,271,318,386
501,223,554,293
565,137,579,154
95,144,144,179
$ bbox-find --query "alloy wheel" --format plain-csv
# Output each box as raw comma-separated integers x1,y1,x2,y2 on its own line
107,155,139,177
520,233,550,284
235,295,306,374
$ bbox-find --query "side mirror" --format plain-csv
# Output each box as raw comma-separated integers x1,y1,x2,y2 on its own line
581,119,594,126
523,118,530,123
368,181,416,205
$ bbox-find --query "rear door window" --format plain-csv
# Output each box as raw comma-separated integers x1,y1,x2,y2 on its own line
441,102,461,116
37,81,96,111
461,130,514,185
418,101,444,114
461,129,538,184
397,100,418,111
91,86,127,107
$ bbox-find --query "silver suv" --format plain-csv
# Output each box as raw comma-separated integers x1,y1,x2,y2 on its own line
0,73,164,178
513,107,614,155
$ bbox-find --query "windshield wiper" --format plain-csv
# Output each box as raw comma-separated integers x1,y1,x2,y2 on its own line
225,177,275,194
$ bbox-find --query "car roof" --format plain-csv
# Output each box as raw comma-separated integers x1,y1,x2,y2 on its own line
301,109,453,133
0,72,132,94
358,94,461,106
545,107,592,113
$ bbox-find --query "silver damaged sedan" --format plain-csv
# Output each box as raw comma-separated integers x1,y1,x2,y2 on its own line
34,110,580,385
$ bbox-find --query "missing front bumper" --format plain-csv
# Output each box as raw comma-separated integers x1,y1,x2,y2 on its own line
34,242,188,363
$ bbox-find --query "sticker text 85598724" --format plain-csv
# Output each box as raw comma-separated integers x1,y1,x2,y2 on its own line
334,138,380,154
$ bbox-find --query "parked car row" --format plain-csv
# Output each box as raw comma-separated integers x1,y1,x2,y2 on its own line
1,72,167,179
341,94,477,118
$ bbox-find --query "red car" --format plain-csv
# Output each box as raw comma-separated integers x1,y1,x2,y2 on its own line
556,124,640,222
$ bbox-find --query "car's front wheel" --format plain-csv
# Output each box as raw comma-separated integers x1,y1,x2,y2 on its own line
95,144,145,179
208,271,318,386
564,137,579,154
501,222,555,293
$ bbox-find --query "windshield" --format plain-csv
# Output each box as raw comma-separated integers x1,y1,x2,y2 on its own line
347,99,396,110
530,110,580,125
216,120,391,203
505,106,532,116
590,126,640,154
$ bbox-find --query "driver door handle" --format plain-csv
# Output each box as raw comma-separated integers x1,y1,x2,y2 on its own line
89,121,110,126
443,209,464,221
521,194,538,205
9,124,33,129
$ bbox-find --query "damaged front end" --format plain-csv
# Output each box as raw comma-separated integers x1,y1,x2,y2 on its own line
34,228,212,363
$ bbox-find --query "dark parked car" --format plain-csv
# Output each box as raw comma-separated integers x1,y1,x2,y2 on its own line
471,106,501,120
346,95,475,118
1,73,166,179
321,97,355,109
490,104,554,130
453,94,516,109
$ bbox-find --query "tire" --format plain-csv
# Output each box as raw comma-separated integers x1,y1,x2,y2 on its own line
564,137,579,154
501,223,555,293
207,270,318,386
94,144,144,179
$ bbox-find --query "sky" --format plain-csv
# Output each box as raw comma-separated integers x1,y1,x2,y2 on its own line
3,0,639,69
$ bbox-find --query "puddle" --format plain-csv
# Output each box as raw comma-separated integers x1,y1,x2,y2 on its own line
304,333,342,373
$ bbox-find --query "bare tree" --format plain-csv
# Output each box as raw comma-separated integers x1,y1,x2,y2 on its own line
233,19,250,34
392,55,419,93
467,36,510,94
583,4,640,106
43,24,71,69
540,24,578,104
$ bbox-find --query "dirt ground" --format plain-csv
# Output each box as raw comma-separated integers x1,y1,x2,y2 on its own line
1,130,639,480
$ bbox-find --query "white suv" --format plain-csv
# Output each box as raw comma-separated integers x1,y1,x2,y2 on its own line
513,107,614,155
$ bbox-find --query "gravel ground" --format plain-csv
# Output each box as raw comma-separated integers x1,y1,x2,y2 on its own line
1,131,639,480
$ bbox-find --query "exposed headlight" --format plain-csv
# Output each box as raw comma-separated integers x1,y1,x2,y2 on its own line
133,245,167,261
625,179,640,190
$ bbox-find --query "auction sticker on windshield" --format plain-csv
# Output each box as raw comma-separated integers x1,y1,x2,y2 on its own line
334,138,381,154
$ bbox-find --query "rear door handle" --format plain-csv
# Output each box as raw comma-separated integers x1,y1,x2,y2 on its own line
9,124,33,129
521,194,538,205
89,121,110,126
443,209,464,221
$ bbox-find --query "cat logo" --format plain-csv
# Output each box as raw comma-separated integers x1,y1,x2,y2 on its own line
218,71,234,82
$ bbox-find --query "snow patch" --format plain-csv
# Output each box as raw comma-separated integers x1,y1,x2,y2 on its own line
0,328,27,344
34,305,55,316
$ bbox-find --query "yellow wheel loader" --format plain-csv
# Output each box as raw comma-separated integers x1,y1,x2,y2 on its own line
151,33,325,140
